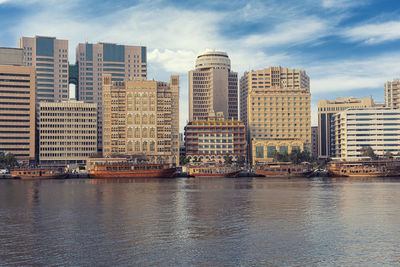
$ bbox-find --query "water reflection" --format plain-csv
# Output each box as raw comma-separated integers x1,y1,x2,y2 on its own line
1,177,400,265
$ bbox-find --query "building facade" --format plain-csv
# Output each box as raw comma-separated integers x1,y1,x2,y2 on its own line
189,51,238,121
239,66,311,164
0,48,36,163
318,97,375,159
38,100,97,166
19,36,69,104
184,112,246,163
311,126,318,160
332,108,400,160
385,79,400,109
252,139,304,166
76,42,147,152
102,75,179,165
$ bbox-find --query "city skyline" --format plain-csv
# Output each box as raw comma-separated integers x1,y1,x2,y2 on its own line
1,0,400,130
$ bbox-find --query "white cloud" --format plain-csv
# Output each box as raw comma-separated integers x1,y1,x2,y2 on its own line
322,0,362,8
342,21,400,44
308,52,400,95
242,17,329,48
10,0,392,130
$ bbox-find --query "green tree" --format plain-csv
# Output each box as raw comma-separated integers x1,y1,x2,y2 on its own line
384,151,393,159
179,155,190,165
236,156,246,167
361,146,378,160
0,153,18,168
273,151,289,162
224,154,233,165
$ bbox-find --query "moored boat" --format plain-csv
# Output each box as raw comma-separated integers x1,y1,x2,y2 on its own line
188,164,241,178
327,160,400,177
11,168,68,180
255,162,312,177
89,162,177,178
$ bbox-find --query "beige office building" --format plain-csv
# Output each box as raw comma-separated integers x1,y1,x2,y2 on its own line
189,51,238,121
38,100,97,166
76,42,147,152
385,79,400,109
318,97,374,159
102,75,179,165
240,66,311,163
19,36,69,103
0,48,35,162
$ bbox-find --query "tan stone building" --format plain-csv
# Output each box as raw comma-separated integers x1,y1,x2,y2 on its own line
19,36,69,104
189,51,238,121
252,139,304,166
184,112,246,163
76,42,147,152
385,79,400,109
240,66,311,164
318,97,374,159
102,75,179,165
38,100,97,166
0,48,35,163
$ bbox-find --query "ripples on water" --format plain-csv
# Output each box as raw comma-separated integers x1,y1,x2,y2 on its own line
1,177,400,266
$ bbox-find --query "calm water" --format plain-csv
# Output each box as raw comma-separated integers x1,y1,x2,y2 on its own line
1,177,400,266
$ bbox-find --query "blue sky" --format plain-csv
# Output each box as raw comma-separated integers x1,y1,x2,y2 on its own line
1,0,400,130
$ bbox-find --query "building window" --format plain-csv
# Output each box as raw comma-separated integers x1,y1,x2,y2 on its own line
267,146,276,157
256,146,264,158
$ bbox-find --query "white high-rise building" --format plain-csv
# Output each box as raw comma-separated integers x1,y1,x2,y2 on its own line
332,107,400,160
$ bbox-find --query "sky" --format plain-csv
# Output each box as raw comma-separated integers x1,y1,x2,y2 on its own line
1,0,400,130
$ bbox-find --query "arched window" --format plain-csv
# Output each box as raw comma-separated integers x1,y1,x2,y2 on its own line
142,141,148,151
142,128,148,138
150,128,155,138
150,114,155,124
127,141,133,152
142,114,147,124
127,114,133,125
135,114,140,124
150,141,155,151
127,128,133,138
135,127,140,138
135,141,140,151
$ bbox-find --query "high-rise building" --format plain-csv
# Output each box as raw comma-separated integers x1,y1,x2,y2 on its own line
189,51,238,121
19,36,69,104
332,107,400,160
239,66,311,164
0,48,36,163
318,97,374,159
311,126,318,160
75,42,147,153
184,112,246,163
385,79,400,109
38,100,97,166
102,74,179,166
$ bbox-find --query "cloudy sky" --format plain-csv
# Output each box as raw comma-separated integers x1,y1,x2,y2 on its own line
1,0,400,129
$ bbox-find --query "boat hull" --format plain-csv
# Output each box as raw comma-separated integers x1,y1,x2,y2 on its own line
89,167,177,178
327,160,400,177
191,170,241,178
255,170,311,178
12,172,68,180
255,164,312,178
